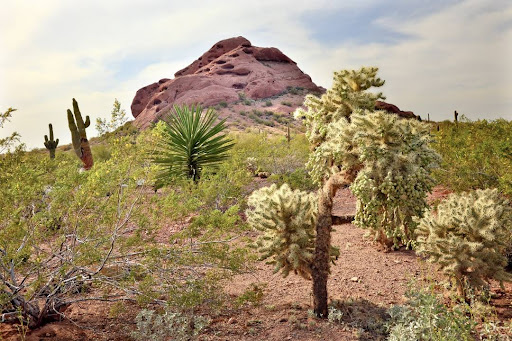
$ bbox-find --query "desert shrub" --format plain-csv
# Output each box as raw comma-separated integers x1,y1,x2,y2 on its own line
281,101,292,107
387,287,475,341
230,132,310,178
286,86,303,95
219,101,228,108
91,143,112,161
235,283,265,307
0,130,158,327
1,107,22,153
252,109,264,117
132,309,210,341
269,168,316,192
264,100,272,107
432,119,512,195
416,189,512,298
263,119,275,127
388,284,512,340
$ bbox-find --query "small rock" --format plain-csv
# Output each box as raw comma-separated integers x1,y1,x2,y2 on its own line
257,172,270,178
228,317,237,324
350,277,359,282
279,317,288,322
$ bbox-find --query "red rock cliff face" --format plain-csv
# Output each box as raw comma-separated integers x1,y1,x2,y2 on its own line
131,36,322,128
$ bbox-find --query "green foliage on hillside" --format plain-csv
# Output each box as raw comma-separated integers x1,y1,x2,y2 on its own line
432,119,512,195
0,109,318,327
0,125,262,327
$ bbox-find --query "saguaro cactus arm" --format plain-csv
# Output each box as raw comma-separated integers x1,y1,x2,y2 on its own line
43,123,59,159
67,98,93,170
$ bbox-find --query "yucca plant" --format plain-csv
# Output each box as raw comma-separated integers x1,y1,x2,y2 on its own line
153,105,234,187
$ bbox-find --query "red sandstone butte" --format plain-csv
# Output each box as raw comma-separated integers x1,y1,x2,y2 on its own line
131,36,322,128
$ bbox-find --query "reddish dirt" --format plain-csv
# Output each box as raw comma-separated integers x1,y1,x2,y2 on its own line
2,185,511,340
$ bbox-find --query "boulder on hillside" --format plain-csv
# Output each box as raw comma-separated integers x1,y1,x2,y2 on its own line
131,36,322,128
375,100,417,120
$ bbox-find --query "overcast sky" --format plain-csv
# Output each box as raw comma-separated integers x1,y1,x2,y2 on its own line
1,0,511,149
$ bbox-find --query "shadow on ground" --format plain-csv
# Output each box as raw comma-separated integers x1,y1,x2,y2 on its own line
330,298,390,340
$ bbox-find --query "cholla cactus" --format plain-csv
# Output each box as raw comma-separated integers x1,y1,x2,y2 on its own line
416,189,512,297
348,111,440,248
246,184,338,279
307,110,440,248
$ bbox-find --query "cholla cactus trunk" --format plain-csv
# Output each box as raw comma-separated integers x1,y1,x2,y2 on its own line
312,170,358,317
67,98,93,170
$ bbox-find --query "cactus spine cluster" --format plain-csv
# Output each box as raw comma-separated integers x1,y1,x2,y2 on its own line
43,123,59,159
416,189,512,298
246,184,339,279
67,98,94,170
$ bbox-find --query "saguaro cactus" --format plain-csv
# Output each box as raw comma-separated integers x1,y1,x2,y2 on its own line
67,98,93,170
43,124,59,159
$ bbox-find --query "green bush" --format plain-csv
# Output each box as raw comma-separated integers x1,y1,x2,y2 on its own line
132,309,210,341
387,287,475,341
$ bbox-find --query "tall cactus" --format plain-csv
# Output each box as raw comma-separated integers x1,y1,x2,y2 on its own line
67,98,93,170
43,123,59,159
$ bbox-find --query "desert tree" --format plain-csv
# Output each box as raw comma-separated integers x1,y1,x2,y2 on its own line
96,98,129,136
